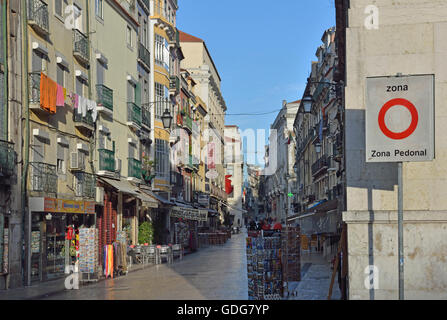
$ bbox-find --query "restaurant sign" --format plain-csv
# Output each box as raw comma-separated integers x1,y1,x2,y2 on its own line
170,207,208,222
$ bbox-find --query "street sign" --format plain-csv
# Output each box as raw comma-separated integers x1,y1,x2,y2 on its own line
366,74,434,162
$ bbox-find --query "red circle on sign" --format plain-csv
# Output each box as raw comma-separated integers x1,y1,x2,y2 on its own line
378,98,418,140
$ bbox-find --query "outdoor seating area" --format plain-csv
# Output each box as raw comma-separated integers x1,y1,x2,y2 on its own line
127,244,183,267
197,231,231,248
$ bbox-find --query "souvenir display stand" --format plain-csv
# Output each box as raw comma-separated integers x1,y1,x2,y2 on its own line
281,227,301,282
246,233,283,300
78,228,99,283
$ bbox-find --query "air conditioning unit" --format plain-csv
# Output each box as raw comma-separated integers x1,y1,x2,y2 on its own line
70,152,85,171
115,158,122,172
96,187,104,205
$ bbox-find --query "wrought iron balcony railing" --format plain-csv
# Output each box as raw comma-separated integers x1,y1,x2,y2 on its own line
127,102,141,127
30,162,58,194
0,140,16,178
138,42,151,69
140,0,150,10
73,111,94,128
74,172,96,198
28,72,41,104
96,84,113,111
128,158,142,179
73,29,89,63
98,149,115,172
311,155,329,176
27,0,49,34
169,75,180,91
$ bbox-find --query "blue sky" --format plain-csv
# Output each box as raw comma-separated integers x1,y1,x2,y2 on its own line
177,0,336,165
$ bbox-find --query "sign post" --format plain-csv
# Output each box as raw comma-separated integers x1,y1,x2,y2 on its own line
366,74,435,300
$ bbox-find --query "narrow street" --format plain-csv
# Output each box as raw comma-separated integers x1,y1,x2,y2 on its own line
41,233,248,300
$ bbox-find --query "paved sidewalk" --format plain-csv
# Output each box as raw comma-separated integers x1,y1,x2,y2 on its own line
0,257,156,300
288,252,341,300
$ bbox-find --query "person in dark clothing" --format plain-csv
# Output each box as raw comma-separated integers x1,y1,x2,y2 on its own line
249,220,257,231
257,220,264,231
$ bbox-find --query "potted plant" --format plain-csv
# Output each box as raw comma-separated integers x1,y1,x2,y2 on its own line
141,153,156,185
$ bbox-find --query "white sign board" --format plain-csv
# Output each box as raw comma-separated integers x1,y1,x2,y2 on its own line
366,75,434,162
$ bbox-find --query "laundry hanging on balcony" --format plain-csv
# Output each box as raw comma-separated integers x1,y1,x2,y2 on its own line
56,84,65,107
39,72,57,114
75,94,98,122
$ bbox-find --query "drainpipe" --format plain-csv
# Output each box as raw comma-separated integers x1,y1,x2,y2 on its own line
21,0,30,286
2,0,7,139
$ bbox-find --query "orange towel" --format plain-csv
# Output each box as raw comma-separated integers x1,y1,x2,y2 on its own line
39,72,57,114
48,77,57,114
40,73,48,111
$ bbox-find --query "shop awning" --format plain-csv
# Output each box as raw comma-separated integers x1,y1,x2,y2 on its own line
100,177,139,196
139,189,174,206
99,177,159,208
135,190,159,208
173,201,194,209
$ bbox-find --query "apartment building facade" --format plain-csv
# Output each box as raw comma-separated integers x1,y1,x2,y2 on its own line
291,28,344,256
224,125,244,228
179,30,228,223
1,0,22,289
264,100,298,223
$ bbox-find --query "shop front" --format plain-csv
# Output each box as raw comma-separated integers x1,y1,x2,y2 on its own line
27,197,96,283
170,206,207,253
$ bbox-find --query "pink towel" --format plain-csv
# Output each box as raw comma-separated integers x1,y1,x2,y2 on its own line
74,94,79,109
56,84,65,107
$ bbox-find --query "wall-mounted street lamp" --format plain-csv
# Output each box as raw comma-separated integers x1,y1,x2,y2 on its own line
161,107,173,129
302,94,313,113
315,142,322,154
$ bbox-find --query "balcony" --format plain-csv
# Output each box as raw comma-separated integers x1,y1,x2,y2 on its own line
73,29,89,65
138,42,151,71
127,102,142,130
0,140,16,181
127,158,142,182
74,111,94,131
183,114,192,133
30,162,58,194
96,84,113,116
140,0,150,10
27,0,49,35
311,155,329,177
98,149,115,174
74,172,96,199
169,75,180,94
28,72,45,113
141,106,151,129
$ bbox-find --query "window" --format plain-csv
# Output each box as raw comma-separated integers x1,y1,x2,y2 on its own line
95,0,103,19
96,61,105,85
127,81,135,103
56,64,65,86
155,34,164,66
126,26,132,48
76,77,84,96
155,139,169,178
155,82,166,119
73,5,83,32
54,0,63,17
57,159,65,174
